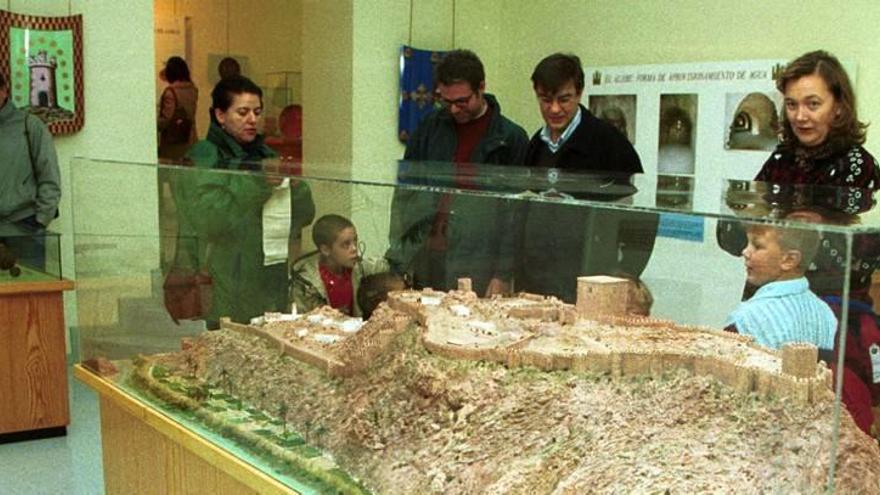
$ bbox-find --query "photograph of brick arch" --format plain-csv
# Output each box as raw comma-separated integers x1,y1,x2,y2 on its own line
0,9,84,135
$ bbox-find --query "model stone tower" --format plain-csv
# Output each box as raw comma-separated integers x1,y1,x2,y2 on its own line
28,50,59,108
575,275,629,319
781,342,819,378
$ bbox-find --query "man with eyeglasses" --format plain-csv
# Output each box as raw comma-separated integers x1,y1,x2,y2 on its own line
525,53,640,172
518,53,656,303
388,49,528,297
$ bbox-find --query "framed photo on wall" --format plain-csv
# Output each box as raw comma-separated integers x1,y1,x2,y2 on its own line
0,9,84,135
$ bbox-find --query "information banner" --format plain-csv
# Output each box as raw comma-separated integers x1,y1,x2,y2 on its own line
585,59,791,216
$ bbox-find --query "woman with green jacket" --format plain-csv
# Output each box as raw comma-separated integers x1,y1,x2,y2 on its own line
174,75,314,326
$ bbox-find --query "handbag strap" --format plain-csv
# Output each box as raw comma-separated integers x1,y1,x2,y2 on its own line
170,227,212,272
161,86,181,124
167,86,179,109
202,243,212,271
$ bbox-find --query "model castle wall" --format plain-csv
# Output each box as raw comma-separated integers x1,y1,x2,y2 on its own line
220,278,834,406
221,304,411,378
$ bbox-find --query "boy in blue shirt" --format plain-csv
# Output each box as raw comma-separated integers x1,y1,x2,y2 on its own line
725,223,837,350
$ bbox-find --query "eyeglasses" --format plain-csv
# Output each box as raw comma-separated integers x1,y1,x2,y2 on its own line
439,91,476,109
537,92,576,107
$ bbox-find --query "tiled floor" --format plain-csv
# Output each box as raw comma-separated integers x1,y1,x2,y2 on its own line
0,368,104,495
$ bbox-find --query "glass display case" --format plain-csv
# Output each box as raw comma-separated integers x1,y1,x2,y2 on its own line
0,225,71,441
0,224,61,283
70,157,880,493
262,70,303,163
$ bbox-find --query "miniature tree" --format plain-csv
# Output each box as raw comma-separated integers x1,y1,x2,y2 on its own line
218,368,229,389
184,354,197,378
368,406,382,430
314,425,328,448
278,402,289,435
303,419,313,444
217,368,237,403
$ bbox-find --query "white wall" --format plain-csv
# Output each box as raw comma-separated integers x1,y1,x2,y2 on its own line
154,0,303,140
12,0,158,344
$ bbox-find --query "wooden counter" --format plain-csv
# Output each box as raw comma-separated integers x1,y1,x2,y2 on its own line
0,278,74,441
74,365,296,495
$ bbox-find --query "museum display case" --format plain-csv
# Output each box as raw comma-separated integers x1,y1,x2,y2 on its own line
262,71,303,163
0,226,61,282
70,157,880,493
0,226,73,441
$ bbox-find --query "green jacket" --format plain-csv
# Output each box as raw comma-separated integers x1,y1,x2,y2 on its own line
386,94,528,294
0,100,61,226
290,251,389,317
174,122,315,323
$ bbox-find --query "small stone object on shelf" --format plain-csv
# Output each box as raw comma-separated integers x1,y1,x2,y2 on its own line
82,356,118,377
0,244,21,277
0,242,21,277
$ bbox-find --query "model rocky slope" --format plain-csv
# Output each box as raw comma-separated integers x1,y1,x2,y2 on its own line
130,276,880,494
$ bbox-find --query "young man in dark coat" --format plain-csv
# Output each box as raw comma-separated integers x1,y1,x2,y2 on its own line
386,49,529,297
519,53,657,302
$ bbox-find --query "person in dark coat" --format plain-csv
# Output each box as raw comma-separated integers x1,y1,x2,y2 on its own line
174,76,315,326
518,53,657,302
386,49,529,296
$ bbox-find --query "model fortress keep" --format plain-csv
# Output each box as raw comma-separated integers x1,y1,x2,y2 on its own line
222,275,831,405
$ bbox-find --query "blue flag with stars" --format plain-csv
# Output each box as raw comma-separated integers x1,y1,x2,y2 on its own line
398,45,446,143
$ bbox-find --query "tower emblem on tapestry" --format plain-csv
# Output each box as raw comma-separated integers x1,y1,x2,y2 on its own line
1,9,84,135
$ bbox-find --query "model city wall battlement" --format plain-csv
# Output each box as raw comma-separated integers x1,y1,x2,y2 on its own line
118,275,880,494
219,305,412,378
221,276,833,406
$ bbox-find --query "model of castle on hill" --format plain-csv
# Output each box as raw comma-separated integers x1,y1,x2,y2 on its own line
218,275,831,406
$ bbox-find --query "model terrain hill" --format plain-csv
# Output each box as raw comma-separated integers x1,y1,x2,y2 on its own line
118,275,880,494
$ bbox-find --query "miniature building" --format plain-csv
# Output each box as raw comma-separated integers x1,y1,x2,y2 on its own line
575,275,629,319
28,50,59,108
457,277,472,293
219,283,834,407
781,342,819,379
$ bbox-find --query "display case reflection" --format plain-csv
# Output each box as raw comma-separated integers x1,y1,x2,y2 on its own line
71,159,880,493
0,223,62,282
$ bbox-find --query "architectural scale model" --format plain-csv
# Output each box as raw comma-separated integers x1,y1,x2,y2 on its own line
117,276,880,494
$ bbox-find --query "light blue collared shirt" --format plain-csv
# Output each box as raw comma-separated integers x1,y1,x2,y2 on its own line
539,107,582,154
725,277,837,350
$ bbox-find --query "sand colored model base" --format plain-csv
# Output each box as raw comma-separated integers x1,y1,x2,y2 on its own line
411,289,831,406
112,277,880,494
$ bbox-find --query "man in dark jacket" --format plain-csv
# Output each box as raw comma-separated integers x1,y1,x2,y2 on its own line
387,49,529,296
519,53,657,302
